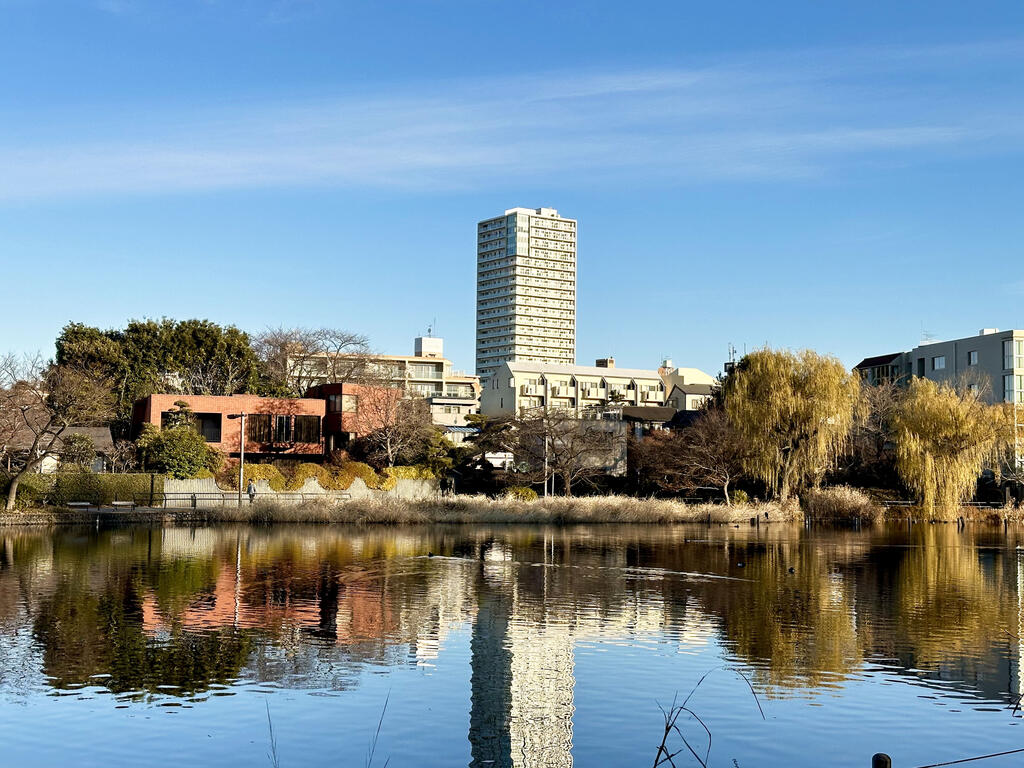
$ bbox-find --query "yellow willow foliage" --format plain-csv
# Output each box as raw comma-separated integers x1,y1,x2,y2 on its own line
724,349,859,500
892,378,1005,516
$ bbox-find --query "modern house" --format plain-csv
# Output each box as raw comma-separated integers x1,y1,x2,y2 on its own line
855,329,1024,404
131,394,326,459
476,207,577,381
304,381,406,454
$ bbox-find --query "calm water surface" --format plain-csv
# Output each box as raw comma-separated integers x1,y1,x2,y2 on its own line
2,522,1024,767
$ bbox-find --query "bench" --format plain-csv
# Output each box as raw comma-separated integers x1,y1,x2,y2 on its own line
110,501,136,511
67,501,98,511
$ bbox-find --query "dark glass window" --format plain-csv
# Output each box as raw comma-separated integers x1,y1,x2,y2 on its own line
247,414,272,443
195,413,221,442
294,415,320,443
274,415,291,442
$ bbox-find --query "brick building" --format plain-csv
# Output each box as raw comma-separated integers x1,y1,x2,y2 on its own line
304,382,405,454
132,394,326,459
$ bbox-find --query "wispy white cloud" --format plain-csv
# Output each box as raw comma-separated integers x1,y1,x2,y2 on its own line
1,39,1022,200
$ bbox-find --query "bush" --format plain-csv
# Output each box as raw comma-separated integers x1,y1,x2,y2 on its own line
137,424,221,479
386,465,436,480
0,473,54,509
46,473,164,507
504,485,538,502
730,489,750,505
243,463,286,492
802,485,880,523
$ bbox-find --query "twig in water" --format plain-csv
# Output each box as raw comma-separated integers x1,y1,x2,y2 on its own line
652,666,765,768
266,700,281,768
366,691,391,768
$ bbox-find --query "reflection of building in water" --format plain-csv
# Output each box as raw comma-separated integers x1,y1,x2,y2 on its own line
467,539,713,768
472,548,575,768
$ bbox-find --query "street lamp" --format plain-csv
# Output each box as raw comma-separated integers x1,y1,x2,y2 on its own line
227,413,247,507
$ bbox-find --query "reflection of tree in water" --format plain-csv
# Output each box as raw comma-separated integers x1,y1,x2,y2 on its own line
2,522,1024,712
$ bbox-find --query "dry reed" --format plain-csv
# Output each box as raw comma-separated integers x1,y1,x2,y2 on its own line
801,485,881,524
208,494,802,526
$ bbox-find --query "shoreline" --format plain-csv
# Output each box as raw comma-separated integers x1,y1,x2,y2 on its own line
0,494,1019,527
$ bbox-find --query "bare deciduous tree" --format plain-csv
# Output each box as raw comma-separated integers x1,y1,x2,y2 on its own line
629,408,747,503
254,326,371,396
355,389,434,467
0,354,114,510
108,439,139,473
509,409,624,496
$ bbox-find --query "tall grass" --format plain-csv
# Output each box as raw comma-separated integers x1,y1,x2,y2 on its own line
208,494,802,525
801,485,881,524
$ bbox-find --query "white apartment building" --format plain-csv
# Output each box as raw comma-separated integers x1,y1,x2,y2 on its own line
476,207,577,382
480,359,669,417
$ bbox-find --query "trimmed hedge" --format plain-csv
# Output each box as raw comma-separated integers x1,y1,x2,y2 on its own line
0,472,165,508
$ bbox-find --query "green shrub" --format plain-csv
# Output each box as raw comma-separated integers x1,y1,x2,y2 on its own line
0,473,55,509
386,465,436,480
243,464,286,492
730,489,750,505
46,473,164,506
504,485,538,502
137,424,221,479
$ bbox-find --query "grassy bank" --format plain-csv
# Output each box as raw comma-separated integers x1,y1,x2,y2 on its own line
208,494,803,525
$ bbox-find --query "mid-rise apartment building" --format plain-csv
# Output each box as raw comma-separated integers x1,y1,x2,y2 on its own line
476,207,577,381
855,328,1024,404
480,358,668,417
293,336,481,432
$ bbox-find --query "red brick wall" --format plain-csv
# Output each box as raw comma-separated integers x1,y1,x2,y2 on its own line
134,394,326,457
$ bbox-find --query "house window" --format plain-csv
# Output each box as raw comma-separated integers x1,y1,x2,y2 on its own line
294,415,321,443
195,413,222,443
1004,339,1024,369
342,394,359,413
248,414,272,443
932,356,946,371
917,358,925,376
274,415,292,442
967,350,978,366
1006,374,1024,403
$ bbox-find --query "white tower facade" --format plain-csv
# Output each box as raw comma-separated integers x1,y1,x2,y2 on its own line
476,207,577,381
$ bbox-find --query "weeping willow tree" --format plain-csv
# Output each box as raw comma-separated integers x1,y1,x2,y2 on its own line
891,378,1005,516
723,348,859,501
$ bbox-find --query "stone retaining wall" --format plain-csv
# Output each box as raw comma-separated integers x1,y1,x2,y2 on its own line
162,476,437,509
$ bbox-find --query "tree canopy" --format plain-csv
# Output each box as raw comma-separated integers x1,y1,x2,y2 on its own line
723,348,859,501
56,319,262,434
891,378,1005,515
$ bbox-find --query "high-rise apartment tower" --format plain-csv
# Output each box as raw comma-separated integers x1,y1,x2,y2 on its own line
476,207,577,381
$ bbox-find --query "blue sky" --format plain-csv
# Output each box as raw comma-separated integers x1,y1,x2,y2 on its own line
1,1,1022,376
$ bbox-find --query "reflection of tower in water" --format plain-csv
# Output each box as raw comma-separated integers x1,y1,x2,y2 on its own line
470,542,575,768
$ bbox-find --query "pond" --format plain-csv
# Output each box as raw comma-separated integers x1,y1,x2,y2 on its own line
1,522,1024,767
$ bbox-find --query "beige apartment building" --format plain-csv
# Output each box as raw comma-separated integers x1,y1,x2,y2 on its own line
294,336,480,433
476,207,577,381
481,358,675,417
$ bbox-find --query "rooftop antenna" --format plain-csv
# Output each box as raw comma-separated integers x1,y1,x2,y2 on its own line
728,343,737,364
427,317,437,338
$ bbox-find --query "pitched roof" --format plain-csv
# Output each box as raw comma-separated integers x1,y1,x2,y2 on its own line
854,353,904,369
5,425,114,452
668,383,714,396
503,360,662,380
619,406,677,422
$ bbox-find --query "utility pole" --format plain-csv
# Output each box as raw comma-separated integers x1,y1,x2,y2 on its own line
227,412,247,508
